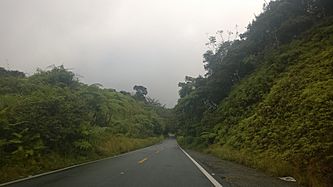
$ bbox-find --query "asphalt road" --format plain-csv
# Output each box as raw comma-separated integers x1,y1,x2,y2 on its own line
5,138,214,187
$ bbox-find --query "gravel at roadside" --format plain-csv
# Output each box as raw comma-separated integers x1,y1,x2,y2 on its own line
186,149,301,187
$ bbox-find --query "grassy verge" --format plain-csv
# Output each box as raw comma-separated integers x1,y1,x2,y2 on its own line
195,144,327,187
0,135,163,184
177,136,329,186
177,137,331,187
205,145,293,177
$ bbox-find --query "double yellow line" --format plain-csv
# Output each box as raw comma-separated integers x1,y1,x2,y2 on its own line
138,157,148,164
138,149,160,164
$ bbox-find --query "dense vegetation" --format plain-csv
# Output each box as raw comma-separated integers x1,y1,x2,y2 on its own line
0,66,167,182
175,0,333,186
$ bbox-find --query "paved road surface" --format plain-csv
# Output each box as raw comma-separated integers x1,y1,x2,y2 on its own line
6,139,214,187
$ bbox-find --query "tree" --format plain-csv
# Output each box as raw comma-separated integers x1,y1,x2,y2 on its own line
178,76,195,98
0,67,25,78
133,85,148,101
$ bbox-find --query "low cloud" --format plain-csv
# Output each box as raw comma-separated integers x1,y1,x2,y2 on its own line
0,0,264,107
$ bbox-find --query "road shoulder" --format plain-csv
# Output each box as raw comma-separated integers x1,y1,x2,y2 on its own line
185,149,301,187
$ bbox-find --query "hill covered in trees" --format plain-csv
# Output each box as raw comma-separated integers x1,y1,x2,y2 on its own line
0,66,169,182
175,0,333,186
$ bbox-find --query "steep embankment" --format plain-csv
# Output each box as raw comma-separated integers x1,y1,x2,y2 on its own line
204,20,333,186
176,5,333,186
0,67,164,183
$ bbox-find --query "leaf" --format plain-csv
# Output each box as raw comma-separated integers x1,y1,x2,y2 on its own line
9,139,22,144
12,132,22,138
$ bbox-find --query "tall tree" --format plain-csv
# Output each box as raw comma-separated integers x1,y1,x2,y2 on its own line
133,85,148,101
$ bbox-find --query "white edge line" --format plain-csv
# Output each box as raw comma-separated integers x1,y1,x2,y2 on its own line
178,145,223,187
0,143,159,187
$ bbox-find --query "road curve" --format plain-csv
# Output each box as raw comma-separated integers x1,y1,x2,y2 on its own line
5,138,214,187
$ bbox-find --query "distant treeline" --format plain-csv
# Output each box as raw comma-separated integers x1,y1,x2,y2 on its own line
175,0,333,186
0,66,170,182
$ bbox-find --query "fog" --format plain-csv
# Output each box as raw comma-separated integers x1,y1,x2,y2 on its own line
0,0,265,107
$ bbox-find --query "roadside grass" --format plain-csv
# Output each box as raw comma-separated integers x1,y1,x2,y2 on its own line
205,145,293,176
203,145,329,187
0,135,163,184
177,136,302,185
95,134,163,156
177,135,330,187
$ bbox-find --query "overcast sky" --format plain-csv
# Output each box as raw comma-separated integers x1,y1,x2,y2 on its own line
0,0,265,107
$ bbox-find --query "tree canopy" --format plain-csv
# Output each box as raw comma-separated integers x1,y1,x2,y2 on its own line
0,66,169,182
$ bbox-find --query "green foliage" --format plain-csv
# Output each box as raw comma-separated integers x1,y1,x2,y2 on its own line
133,85,148,102
175,1,333,186
0,134,162,183
0,67,25,78
0,66,167,182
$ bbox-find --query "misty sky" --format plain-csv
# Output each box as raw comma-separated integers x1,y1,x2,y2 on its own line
0,0,265,107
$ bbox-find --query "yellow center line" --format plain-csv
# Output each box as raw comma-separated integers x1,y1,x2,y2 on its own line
138,157,148,164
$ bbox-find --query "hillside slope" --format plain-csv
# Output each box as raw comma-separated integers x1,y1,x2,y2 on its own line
175,1,333,186
206,20,333,186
